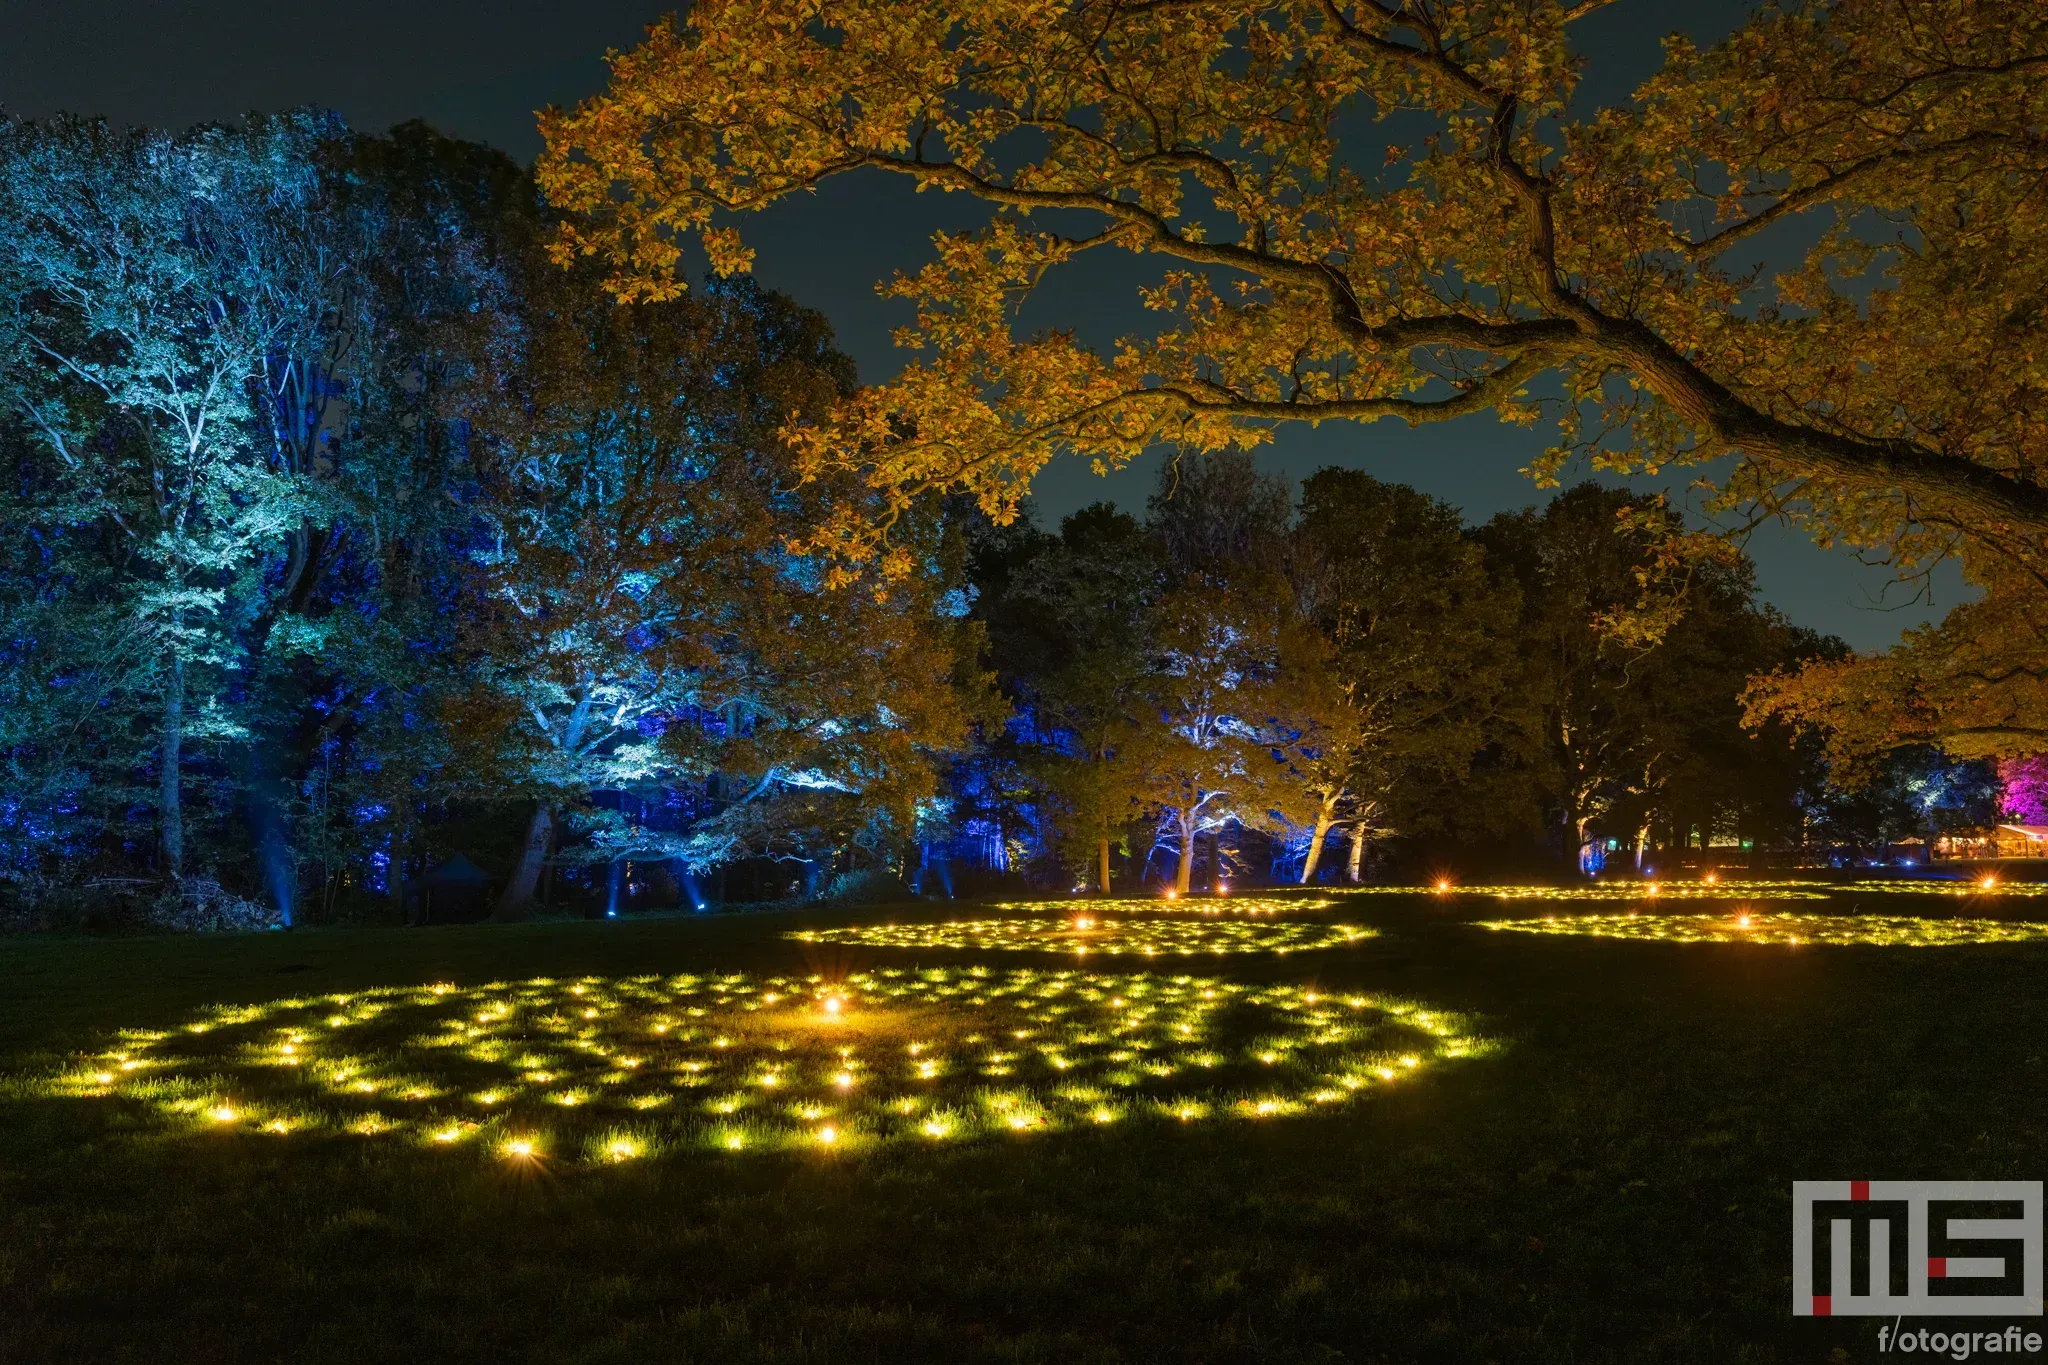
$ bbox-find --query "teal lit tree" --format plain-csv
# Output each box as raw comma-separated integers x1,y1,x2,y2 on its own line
454,263,991,916
0,113,343,886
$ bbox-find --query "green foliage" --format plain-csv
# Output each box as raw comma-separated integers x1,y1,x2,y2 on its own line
1474,485,1833,859
447,256,995,913
978,467,1840,879
973,458,1341,892
1290,471,1519,871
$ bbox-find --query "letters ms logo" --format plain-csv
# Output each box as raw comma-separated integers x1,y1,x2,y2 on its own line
1792,1181,2042,1317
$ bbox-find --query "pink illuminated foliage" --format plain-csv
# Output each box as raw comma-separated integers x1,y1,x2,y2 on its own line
1998,757,2048,824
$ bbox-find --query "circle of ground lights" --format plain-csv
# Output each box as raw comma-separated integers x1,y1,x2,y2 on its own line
1845,876,2047,897
996,896,1336,917
788,918,1373,956
1476,911,2048,947
1357,877,2048,902
1346,881,1834,902
55,970,1485,1164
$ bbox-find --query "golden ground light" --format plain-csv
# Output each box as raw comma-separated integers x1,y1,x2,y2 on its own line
994,896,1335,917
1350,877,2045,902
56,968,1486,1164
1846,877,2048,896
1350,881,1835,902
787,918,1374,955
1476,911,2048,947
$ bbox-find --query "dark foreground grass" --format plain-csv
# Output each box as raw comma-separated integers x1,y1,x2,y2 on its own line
1,895,2042,1364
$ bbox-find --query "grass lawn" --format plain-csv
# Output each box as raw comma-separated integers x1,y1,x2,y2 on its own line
1,892,2042,1363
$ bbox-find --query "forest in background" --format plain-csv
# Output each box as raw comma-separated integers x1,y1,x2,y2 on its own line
0,113,2016,932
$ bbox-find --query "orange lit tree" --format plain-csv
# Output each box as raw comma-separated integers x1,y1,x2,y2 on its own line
539,0,2048,761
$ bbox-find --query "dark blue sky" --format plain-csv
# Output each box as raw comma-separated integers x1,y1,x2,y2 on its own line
2,0,1961,648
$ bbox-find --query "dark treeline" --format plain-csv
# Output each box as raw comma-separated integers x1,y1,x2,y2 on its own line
975,459,1812,892
0,113,1999,930
970,458,2006,892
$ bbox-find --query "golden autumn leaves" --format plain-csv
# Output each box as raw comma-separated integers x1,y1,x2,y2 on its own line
541,0,2047,548
538,0,2048,756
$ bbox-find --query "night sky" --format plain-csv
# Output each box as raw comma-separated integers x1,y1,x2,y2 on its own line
1,1,1960,649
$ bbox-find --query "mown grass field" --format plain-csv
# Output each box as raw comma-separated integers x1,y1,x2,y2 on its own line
1,891,2042,1364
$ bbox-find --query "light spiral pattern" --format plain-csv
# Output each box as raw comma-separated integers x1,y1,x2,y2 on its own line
1350,878,2043,902
1477,912,2048,947
788,918,1373,955
1845,878,2048,897
56,969,1484,1163
995,897,1335,917
1356,881,1834,902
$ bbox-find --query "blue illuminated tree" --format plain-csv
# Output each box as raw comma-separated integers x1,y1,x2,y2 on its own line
0,114,537,920
452,263,990,916
0,112,350,884
995,504,1163,894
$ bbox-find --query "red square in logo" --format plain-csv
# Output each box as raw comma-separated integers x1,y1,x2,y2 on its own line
1851,1181,1869,1202
1928,1257,1947,1279
1812,1296,1831,1316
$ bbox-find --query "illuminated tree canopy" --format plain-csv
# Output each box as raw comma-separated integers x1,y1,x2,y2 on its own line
2,0,2038,922
0,112,996,922
540,0,2048,577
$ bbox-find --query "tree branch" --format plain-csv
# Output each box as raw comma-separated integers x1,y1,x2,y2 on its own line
1685,130,2024,255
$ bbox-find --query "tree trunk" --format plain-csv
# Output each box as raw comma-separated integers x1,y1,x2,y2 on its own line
1300,800,1337,885
1097,835,1113,896
390,830,407,923
1634,822,1652,871
1346,825,1366,883
1174,812,1197,894
160,652,184,880
540,821,558,908
493,804,554,921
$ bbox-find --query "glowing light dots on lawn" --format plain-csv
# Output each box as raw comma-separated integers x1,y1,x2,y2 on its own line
1847,877,2048,897
788,919,1375,956
1352,877,2048,902
996,896,1335,917
1477,912,2048,947
1380,881,1836,902
66,968,1486,1166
